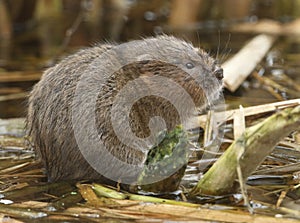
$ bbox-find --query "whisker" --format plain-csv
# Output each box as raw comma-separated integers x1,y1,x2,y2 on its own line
216,30,221,61
220,33,232,63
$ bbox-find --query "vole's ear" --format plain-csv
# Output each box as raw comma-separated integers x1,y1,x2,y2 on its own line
135,54,153,62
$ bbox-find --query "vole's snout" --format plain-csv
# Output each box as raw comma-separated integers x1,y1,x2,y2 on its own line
214,67,223,80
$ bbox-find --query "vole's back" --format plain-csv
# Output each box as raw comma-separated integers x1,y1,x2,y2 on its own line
28,45,116,182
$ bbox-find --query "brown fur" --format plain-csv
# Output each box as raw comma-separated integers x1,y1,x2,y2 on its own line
27,36,223,184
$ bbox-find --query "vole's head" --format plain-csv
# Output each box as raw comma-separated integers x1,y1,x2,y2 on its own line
135,35,224,110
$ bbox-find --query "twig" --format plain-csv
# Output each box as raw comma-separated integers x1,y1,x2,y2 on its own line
196,98,300,129
190,105,300,196
222,34,276,92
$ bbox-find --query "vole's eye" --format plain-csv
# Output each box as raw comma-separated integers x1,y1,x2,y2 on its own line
186,62,195,69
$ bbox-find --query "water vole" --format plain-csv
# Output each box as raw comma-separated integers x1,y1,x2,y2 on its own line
27,35,223,185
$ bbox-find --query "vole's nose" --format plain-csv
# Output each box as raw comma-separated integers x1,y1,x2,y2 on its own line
214,67,223,80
